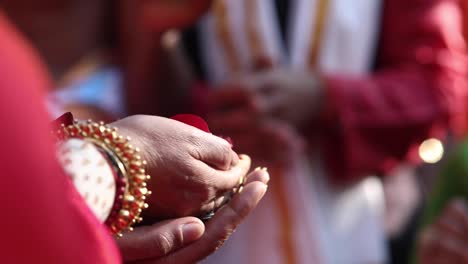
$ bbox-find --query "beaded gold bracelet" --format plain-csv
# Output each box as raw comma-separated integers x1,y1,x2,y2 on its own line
54,119,151,237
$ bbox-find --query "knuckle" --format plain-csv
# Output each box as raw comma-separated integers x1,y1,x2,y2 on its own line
187,129,204,145
217,146,232,168
175,227,185,248
210,137,233,163
151,232,174,256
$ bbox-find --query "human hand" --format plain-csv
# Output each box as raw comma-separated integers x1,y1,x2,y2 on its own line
112,115,251,220
210,69,325,130
117,168,269,263
418,198,468,263
207,110,304,167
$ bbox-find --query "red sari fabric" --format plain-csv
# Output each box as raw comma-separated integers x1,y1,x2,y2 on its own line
0,13,120,263
321,0,467,183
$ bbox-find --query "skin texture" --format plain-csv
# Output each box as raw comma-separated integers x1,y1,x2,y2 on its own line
418,199,468,263
117,168,269,263
0,12,267,263
112,115,252,219
112,115,269,263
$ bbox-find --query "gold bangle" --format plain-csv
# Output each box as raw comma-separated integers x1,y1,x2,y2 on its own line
54,119,151,237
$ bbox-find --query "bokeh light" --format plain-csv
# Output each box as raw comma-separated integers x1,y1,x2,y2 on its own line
418,138,444,164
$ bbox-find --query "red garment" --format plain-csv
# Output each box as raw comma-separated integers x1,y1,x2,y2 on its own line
321,0,467,183
0,13,120,263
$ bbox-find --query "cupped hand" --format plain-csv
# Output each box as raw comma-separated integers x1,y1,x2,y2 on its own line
112,115,251,220
418,198,468,263
117,168,270,263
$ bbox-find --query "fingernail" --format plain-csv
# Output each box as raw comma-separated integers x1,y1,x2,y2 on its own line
259,183,268,197
261,167,268,172
254,167,262,171
181,222,204,243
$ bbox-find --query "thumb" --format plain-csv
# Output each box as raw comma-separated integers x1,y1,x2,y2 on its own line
157,180,268,263
117,217,205,262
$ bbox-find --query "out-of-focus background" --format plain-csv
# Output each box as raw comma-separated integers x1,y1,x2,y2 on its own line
3,0,468,263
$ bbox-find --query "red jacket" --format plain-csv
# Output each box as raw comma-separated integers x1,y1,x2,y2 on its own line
321,0,467,182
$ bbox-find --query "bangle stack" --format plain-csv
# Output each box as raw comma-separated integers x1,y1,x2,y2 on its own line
54,119,151,237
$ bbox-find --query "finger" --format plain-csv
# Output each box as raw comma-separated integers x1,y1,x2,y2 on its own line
445,198,468,218
117,217,205,262
199,154,252,191
436,217,467,244
157,179,268,263
434,235,468,263
449,198,468,230
254,91,280,117
418,235,437,262
423,226,468,262
418,231,468,264
201,166,270,215
230,149,240,167
192,132,237,170
246,167,271,185
422,229,449,261
437,199,468,242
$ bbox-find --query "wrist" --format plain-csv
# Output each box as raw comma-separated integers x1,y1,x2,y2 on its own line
53,114,151,237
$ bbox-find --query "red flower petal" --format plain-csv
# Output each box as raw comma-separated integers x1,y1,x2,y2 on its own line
171,114,211,133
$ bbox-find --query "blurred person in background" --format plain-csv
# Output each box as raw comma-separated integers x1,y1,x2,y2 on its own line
126,0,467,263
416,198,468,263
412,2,468,263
